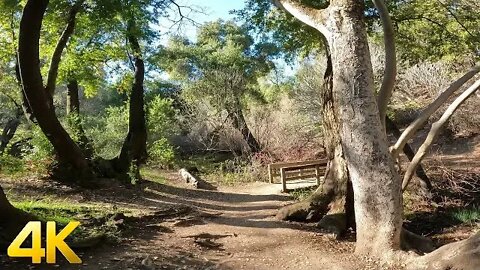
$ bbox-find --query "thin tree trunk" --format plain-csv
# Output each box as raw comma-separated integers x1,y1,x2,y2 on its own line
66,79,94,158
18,0,92,183
385,117,432,193
391,66,480,159
402,78,480,190
114,20,147,173
45,0,83,96
374,0,397,131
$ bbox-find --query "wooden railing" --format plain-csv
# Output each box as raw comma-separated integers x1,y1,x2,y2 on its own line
268,159,328,192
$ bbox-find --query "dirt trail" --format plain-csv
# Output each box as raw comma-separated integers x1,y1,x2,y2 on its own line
0,171,383,270
76,173,380,270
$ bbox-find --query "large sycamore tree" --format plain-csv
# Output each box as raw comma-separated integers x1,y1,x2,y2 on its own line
266,0,479,268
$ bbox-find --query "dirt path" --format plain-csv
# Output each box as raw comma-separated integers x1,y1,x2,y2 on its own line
1,171,384,270
66,173,383,270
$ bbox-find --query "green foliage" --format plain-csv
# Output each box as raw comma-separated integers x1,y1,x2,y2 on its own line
148,138,175,167
87,105,129,159
0,155,25,175
26,126,55,161
147,96,177,140
157,20,275,108
451,207,480,224
388,0,480,63
237,0,324,61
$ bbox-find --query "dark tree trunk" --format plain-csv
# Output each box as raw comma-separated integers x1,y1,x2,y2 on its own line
0,108,23,154
114,20,147,173
18,0,92,183
228,96,261,153
45,0,83,96
15,56,35,122
0,185,35,249
66,79,94,158
277,48,354,236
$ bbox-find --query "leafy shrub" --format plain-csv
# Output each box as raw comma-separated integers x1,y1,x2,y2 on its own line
147,96,178,167
0,154,25,175
147,96,178,141
25,125,54,161
148,138,176,168
86,105,129,159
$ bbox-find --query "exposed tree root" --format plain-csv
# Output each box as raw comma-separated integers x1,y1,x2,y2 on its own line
401,228,435,254
276,187,333,222
406,232,480,270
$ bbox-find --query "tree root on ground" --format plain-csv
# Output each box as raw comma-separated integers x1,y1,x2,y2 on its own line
406,232,480,270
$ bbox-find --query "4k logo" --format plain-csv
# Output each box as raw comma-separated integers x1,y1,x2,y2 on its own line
7,221,82,264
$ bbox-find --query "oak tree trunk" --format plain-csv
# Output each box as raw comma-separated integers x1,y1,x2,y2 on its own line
228,95,261,153
113,20,147,174
18,0,92,183
327,0,402,257
0,185,35,250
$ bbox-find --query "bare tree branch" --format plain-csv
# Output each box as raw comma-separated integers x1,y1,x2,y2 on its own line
402,78,480,191
273,0,331,39
373,0,397,131
391,66,480,159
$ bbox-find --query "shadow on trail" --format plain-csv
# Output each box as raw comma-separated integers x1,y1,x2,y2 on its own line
142,181,291,203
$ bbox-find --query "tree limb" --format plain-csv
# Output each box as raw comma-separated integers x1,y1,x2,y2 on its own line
45,0,84,96
273,0,331,39
373,0,397,131
391,66,480,159
385,117,432,192
402,78,480,191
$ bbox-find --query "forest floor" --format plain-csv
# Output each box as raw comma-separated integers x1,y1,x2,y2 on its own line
0,136,479,270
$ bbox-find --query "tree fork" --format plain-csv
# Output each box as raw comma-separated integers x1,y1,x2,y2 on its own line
18,0,93,184
385,116,432,193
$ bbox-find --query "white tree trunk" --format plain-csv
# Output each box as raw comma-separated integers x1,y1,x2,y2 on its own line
325,0,403,258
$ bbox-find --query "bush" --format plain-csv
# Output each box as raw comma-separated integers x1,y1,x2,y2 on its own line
86,105,129,159
391,60,480,136
25,125,55,161
0,155,25,175
148,138,176,168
